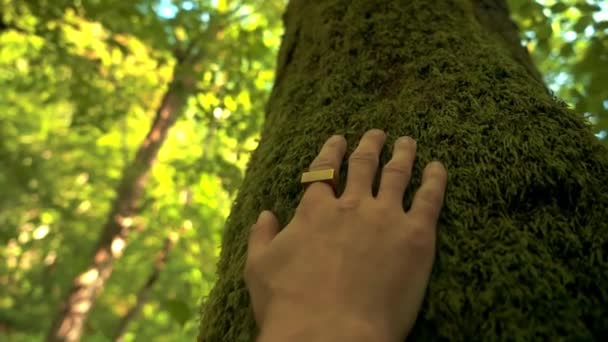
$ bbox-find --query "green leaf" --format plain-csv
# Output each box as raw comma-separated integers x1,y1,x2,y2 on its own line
550,2,568,13
574,3,601,13
164,299,192,326
573,16,593,33
595,21,608,31
536,22,553,41
560,43,574,58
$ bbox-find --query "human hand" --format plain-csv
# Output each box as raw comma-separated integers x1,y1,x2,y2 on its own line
244,129,448,341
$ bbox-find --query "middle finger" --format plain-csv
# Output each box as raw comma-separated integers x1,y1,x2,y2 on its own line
342,129,386,198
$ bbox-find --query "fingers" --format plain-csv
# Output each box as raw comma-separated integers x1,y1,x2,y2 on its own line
246,211,280,262
407,161,448,229
342,129,386,198
377,136,417,204
302,135,347,200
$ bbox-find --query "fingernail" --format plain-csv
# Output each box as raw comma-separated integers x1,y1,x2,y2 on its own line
398,136,416,146
369,129,385,137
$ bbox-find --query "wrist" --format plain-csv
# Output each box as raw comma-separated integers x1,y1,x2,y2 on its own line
257,313,393,342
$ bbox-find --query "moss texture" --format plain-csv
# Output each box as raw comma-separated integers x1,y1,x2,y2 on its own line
199,0,608,340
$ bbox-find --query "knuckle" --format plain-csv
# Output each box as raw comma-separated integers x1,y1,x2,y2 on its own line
296,196,316,216
337,196,361,211
382,163,411,177
243,259,257,282
296,190,330,218
418,189,442,207
310,157,334,170
377,202,400,215
349,151,378,164
401,226,435,254
373,205,400,225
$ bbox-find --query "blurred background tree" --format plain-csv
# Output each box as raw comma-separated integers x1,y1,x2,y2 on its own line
0,0,605,340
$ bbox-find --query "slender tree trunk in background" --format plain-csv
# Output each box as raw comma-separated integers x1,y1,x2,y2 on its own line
0,16,7,33
113,234,177,342
47,69,191,342
199,0,608,340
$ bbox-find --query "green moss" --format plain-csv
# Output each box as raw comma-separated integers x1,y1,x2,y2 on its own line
199,0,608,340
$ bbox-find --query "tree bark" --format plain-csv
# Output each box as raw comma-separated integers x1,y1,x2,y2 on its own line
199,0,608,340
47,67,190,342
112,234,177,342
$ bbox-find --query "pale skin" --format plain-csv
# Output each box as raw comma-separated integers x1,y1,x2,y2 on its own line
244,129,448,341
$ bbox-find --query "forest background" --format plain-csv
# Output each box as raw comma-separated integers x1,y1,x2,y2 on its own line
1,0,607,340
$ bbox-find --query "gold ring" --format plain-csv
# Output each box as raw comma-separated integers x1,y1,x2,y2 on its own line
300,168,337,190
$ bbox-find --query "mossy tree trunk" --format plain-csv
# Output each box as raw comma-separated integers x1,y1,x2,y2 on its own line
198,0,608,340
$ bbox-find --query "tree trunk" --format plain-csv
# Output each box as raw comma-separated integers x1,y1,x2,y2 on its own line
47,68,190,342
199,0,608,340
112,234,177,342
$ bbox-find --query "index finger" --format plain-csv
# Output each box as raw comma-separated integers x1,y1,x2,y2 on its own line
407,161,448,228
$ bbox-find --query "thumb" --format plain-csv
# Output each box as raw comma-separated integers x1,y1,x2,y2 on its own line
247,210,280,257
